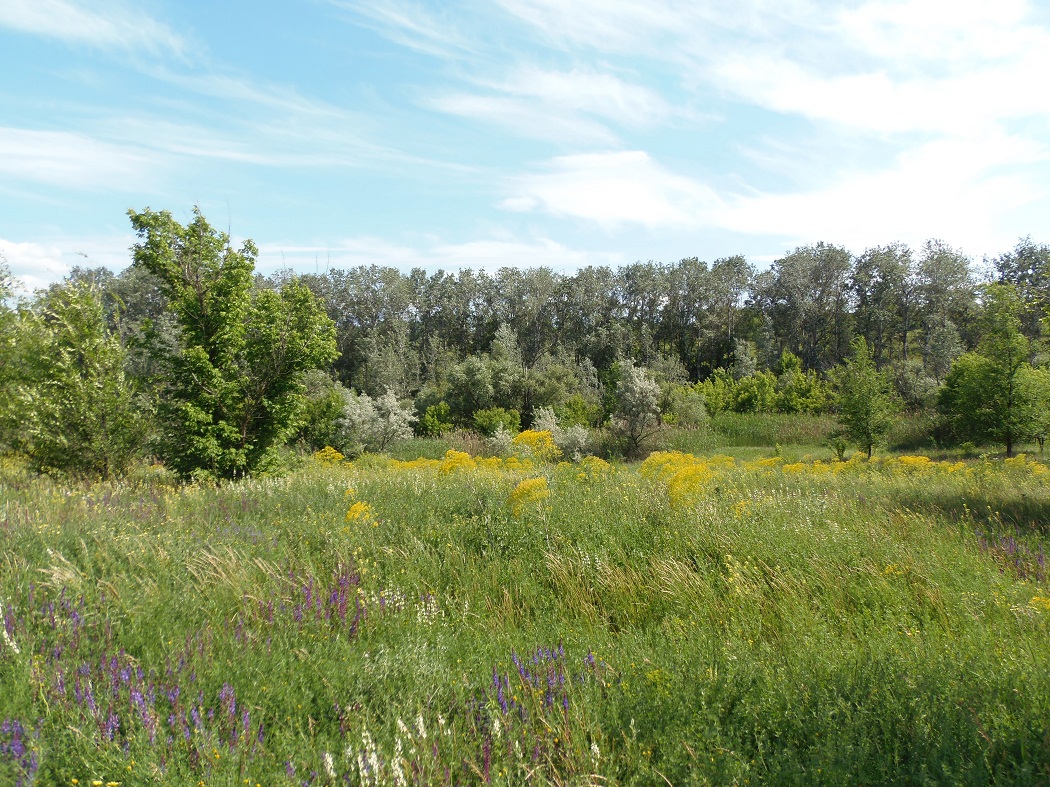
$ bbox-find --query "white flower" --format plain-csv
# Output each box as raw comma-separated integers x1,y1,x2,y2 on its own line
415,713,427,740
0,601,19,655
323,751,336,779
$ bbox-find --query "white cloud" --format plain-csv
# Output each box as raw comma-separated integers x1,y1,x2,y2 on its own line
0,234,137,291
502,135,1048,258
501,151,723,228
429,94,620,145
327,0,475,58
491,0,696,52
0,239,70,293
0,0,183,55
432,66,673,143
498,67,671,125
0,127,162,191
714,133,1049,256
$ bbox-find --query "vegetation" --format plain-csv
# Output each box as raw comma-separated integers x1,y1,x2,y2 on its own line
833,337,899,458
128,208,337,479
1,448,1049,783
6,221,1050,473
5,216,1050,782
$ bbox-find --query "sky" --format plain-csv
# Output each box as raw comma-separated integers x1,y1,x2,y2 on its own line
1,0,1049,290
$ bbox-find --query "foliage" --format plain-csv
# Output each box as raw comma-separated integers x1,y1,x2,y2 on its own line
13,283,146,477
662,385,709,429
472,406,521,437
510,429,562,463
938,285,1040,456
533,406,592,460
337,388,417,455
732,370,777,413
612,361,663,457
832,337,899,458
293,370,348,451
419,401,454,437
128,207,337,479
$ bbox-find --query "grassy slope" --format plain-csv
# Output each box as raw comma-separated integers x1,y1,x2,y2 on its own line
0,447,1048,785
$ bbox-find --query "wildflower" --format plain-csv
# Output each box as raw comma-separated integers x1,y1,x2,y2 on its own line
345,501,375,525
511,430,562,463
323,752,336,779
576,455,613,481
439,450,476,473
314,446,345,464
0,601,19,655
507,477,550,517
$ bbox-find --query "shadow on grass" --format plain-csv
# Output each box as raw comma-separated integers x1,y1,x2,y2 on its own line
891,489,1049,582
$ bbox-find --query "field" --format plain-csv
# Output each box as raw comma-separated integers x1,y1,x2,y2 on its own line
2,438,1050,785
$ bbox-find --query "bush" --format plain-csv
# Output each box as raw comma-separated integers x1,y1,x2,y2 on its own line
419,402,454,437
337,389,417,455
473,407,521,436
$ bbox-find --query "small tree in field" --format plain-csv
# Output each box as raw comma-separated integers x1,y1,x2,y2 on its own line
938,284,1040,457
613,361,662,457
832,337,898,458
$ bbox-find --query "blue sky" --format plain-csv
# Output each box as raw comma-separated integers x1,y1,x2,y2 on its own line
2,0,1048,289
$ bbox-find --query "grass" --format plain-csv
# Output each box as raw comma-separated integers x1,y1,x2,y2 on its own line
1,446,1049,784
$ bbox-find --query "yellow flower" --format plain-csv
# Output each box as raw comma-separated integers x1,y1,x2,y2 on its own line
1030,596,1050,612
512,430,562,462
314,446,345,464
507,477,550,517
440,450,476,473
345,501,375,525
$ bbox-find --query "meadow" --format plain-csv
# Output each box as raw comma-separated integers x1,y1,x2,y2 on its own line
1,434,1049,785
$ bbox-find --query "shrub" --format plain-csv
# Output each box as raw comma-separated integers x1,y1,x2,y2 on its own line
473,407,521,436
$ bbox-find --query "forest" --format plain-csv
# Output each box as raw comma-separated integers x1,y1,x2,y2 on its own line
1,207,1049,479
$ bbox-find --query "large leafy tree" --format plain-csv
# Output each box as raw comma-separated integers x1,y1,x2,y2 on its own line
938,284,1038,456
129,207,337,479
832,337,898,458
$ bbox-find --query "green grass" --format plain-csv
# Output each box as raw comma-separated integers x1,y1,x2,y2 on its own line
1,450,1049,784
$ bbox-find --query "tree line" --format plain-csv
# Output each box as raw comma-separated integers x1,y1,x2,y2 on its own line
1,207,1049,479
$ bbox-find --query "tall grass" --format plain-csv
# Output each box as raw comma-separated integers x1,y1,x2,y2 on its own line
1,451,1048,784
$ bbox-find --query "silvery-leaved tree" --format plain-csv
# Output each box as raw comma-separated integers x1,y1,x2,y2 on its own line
129,207,337,480
336,388,416,455
613,361,662,458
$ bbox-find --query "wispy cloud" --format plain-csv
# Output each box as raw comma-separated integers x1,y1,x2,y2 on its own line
0,127,163,191
0,0,184,55
327,0,475,58
430,66,673,144
502,132,1049,257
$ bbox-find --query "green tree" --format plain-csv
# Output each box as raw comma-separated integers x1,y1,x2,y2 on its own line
129,207,337,479
15,283,146,477
938,284,1037,456
832,337,898,458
